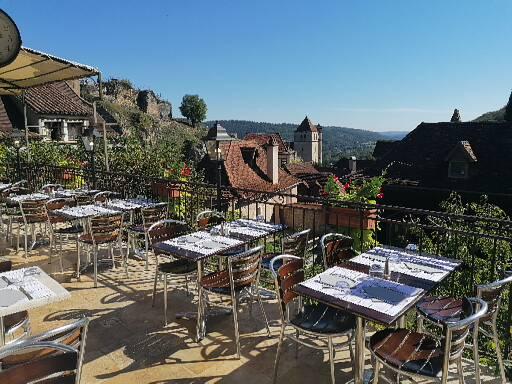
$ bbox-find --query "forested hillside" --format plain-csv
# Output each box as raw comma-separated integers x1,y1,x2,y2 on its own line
206,120,386,163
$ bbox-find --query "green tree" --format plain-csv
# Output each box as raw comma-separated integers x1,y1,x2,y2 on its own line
179,95,207,127
505,90,512,122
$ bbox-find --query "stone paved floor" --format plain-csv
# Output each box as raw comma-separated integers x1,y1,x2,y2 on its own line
0,234,503,383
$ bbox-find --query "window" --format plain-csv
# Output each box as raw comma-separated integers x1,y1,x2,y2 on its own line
448,161,468,179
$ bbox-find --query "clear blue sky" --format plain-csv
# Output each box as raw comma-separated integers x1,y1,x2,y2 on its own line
2,0,512,131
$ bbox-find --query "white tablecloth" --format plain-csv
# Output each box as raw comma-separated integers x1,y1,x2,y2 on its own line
300,266,424,317
351,246,459,283
8,193,49,203
54,204,120,219
163,231,244,257
215,219,283,239
107,198,162,211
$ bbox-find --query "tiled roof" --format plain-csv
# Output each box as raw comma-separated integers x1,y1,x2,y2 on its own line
200,140,301,194
377,121,512,193
296,116,318,132
23,81,92,116
244,133,292,153
445,140,477,162
284,162,319,176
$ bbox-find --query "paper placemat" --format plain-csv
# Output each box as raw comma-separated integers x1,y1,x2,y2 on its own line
351,246,458,283
300,266,424,317
164,231,244,257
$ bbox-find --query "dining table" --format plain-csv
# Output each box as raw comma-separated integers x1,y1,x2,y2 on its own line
0,266,70,346
152,218,285,341
292,245,461,384
6,192,50,205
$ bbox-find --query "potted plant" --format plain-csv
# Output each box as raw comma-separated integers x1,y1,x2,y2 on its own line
322,175,384,230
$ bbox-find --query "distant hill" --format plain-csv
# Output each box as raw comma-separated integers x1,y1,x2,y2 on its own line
473,106,506,122
379,131,408,140
206,120,387,163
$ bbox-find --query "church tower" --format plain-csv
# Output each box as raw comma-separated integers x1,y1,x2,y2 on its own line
293,116,322,164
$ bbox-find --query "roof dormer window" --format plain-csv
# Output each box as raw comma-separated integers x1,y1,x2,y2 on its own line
448,161,468,179
445,140,477,180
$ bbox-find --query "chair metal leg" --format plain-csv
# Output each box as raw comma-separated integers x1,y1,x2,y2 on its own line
24,225,28,259
58,235,64,273
256,289,271,338
93,245,98,288
457,358,464,384
472,327,481,384
163,273,168,325
273,322,286,384
232,292,241,359
492,322,507,384
144,234,149,271
328,336,336,384
152,263,159,307
295,329,299,358
76,241,81,281
109,244,116,270
372,359,380,384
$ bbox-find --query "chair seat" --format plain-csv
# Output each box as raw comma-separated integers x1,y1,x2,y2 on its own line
201,270,251,295
78,233,118,244
290,303,355,335
370,328,443,378
261,253,281,270
416,296,465,324
127,224,145,234
54,225,83,235
4,311,29,333
159,259,197,275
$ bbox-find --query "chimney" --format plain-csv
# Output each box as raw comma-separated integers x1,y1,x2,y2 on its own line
266,137,279,184
348,156,357,173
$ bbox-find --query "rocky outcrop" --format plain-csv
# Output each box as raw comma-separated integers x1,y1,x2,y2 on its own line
136,90,172,120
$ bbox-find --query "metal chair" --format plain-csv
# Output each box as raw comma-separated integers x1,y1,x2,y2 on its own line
198,245,270,358
416,273,512,384
320,233,357,269
93,191,114,206
148,219,196,325
40,183,64,195
126,203,168,270
261,229,310,271
18,199,49,259
271,255,356,384
77,214,124,287
1,187,29,243
0,342,80,383
0,260,30,345
46,198,82,273
0,317,89,383
371,297,488,384
73,193,94,206
196,210,225,229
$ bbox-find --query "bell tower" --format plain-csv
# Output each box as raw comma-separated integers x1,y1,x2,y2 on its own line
293,116,321,164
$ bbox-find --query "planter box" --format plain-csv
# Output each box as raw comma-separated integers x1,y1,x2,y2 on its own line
152,181,182,199
326,206,377,230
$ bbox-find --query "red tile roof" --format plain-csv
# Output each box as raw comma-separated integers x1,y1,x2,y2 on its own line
24,81,92,116
244,133,292,153
220,140,301,193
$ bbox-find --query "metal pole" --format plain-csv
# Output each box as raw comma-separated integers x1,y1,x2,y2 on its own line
102,121,109,172
91,144,96,189
216,142,222,212
16,147,21,181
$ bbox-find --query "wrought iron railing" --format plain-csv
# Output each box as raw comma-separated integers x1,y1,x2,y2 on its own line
5,163,512,372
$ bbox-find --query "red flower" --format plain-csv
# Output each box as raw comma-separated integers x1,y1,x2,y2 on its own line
343,182,350,191
181,165,192,177
376,193,384,199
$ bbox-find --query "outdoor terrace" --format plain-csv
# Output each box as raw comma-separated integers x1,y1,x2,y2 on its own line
0,164,510,383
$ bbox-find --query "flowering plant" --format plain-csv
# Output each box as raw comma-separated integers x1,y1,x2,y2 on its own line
163,162,193,181
323,174,385,204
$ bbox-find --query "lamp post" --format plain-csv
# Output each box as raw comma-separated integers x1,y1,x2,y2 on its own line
82,135,95,188
13,139,21,181
204,121,236,212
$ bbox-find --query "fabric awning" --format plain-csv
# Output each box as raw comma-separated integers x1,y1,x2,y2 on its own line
0,47,100,95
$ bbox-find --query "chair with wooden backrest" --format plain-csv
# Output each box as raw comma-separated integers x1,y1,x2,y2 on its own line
416,273,512,384
46,198,82,273
196,210,225,230
320,233,357,269
0,259,30,345
198,245,270,358
0,317,89,383
148,219,195,325
73,193,93,206
19,199,49,259
77,214,124,287
371,297,488,384
261,229,310,271
2,187,30,245
126,203,167,271
0,342,79,383
93,191,114,206
271,255,356,384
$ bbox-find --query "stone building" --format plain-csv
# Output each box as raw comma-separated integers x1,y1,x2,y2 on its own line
293,116,323,164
